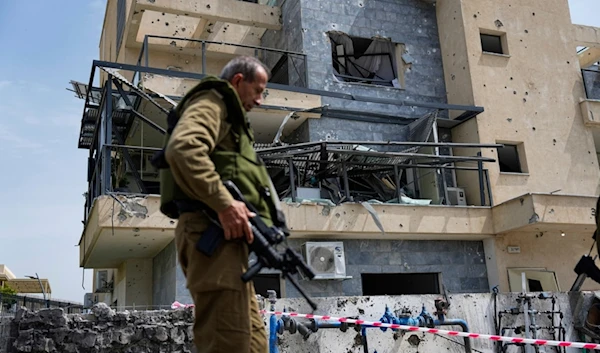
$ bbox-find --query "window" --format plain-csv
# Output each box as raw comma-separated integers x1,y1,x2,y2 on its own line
253,273,282,298
480,29,508,56
497,142,527,173
361,273,441,295
507,268,559,292
329,32,402,88
480,34,503,54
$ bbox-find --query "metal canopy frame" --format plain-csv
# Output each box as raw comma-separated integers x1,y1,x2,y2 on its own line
73,55,493,225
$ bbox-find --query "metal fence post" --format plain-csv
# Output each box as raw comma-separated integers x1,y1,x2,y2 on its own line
477,152,485,206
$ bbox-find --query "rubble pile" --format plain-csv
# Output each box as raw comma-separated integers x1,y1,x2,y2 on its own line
8,303,195,353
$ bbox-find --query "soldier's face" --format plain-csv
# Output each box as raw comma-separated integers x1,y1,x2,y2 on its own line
232,68,268,112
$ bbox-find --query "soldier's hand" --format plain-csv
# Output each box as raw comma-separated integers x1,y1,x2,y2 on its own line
218,200,256,244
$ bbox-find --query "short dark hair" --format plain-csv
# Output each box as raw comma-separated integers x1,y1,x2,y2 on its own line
219,56,271,83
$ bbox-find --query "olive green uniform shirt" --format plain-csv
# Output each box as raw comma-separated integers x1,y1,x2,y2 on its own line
164,90,237,213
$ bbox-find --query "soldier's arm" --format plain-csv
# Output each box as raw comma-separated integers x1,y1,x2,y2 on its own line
164,91,234,212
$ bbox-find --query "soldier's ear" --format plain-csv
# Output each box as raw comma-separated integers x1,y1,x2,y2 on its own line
231,73,244,87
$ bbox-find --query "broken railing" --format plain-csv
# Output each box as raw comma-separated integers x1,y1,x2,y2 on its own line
135,34,308,88
74,60,499,225
255,141,500,207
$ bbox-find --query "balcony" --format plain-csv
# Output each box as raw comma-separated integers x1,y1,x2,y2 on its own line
72,51,501,268
492,193,597,235
117,0,281,59
580,68,600,127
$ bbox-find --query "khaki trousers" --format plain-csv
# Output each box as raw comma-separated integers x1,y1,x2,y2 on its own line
175,211,268,353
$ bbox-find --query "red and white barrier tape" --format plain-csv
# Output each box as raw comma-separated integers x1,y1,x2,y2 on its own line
259,310,600,350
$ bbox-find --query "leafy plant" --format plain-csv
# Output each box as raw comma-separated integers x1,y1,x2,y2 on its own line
0,284,18,307
0,284,17,296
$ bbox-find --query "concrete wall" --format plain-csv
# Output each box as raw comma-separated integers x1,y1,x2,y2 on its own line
438,0,600,206
152,240,195,307
283,239,489,299
152,241,176,307
4,292,600,353
485,230,600,292
260,0,306,87
124,259,153,308
303,118,410,144
261,0,451,143
299,0,447,117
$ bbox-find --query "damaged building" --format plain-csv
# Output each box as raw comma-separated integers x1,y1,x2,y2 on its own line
70,0,600,321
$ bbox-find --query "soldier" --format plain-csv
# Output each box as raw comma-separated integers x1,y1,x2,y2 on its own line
158,56,278,353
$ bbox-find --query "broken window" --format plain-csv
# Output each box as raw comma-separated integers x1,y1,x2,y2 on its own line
329,32,401,87
361,273,441,295
480,33,504,54
497,143,526,173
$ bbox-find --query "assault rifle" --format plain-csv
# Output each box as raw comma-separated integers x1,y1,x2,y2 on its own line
197,180,318,311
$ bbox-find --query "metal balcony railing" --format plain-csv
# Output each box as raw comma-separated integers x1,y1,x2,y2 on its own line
582,68,600,100
135,34,309,89
0,294,84,317
77,60,499,226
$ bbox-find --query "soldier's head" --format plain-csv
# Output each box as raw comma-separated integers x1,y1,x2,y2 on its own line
220,56,270,112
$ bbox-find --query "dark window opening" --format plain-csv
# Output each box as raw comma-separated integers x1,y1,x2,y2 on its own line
269,55,289,85
498,144,522,173
329,32,400,87
361,273,441,295
528,279,543,292
253,273,282,298
480,34,503,54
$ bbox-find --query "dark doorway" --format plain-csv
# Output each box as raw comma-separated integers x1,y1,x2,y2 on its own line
253,273,282,298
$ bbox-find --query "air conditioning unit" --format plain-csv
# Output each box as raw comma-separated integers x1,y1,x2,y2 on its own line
302,241,347,279
447,187,467,206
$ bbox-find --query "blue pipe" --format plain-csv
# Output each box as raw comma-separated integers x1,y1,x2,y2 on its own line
269,312,281,353
271,304,471,353
378,305,433,331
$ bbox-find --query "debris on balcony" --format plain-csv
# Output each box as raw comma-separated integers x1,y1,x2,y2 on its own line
107,193,149,221
255,112,496,207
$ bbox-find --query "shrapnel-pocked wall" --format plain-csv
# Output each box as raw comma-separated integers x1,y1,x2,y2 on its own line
2,292,600,353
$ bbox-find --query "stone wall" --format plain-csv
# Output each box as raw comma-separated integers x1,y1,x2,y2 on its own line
2,292,599,353
2,304,195,353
